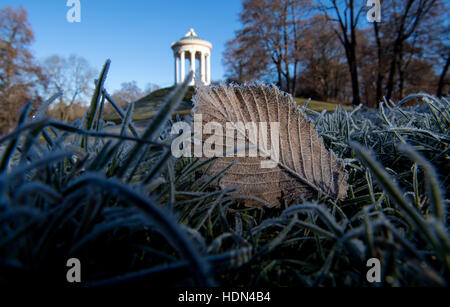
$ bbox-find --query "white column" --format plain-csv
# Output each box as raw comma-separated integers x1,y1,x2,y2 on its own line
180,51,185,83
206,53,211,85
190,50,196,85
174,55,179,84
200,52,205,83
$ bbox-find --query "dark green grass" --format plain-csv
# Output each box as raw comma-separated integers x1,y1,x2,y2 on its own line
0,60,448,287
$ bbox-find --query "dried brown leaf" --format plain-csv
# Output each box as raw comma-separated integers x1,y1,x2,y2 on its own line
192,84,348,207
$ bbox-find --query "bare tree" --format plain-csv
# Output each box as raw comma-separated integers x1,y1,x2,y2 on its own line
224,0,446,105
0,6,44,132
43,55,96,105
144,82,160,95
372,16,386,104
382,0,440,100
367,0,445,103
434,24,450,97
42,55,96,122
437,53,450,97
112,81,146,107
223,0,311,95
319,0,366,106
298,15,349,101
223,33,270,83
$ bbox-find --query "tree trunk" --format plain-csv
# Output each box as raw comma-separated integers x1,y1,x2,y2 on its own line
290,3,299,96
398,48,405,99
282,4,291,94
344,43,361,106
385,42,400,101
437,53,450,97
275,59,282,88
292,61,298,96
374,22,383,105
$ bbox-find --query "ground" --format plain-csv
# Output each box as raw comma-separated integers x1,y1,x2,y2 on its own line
103,86,350,123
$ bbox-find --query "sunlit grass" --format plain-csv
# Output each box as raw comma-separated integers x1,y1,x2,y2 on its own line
103,88,349,123
294,97,351,111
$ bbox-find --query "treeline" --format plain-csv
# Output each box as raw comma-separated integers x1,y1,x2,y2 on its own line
223,0,449,106
0,6,159,133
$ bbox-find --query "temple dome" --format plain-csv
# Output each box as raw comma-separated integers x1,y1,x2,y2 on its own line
171,28,212,50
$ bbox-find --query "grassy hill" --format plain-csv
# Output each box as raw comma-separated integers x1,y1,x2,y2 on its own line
103,86,349,123
294,97,351,111
103,86,196,122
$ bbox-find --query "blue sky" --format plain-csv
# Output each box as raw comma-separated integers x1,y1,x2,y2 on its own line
3,0,243,91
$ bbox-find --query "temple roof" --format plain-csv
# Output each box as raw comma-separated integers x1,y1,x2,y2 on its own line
173,28,211,46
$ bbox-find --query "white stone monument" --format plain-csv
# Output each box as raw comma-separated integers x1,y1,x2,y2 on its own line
171,28,212,86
